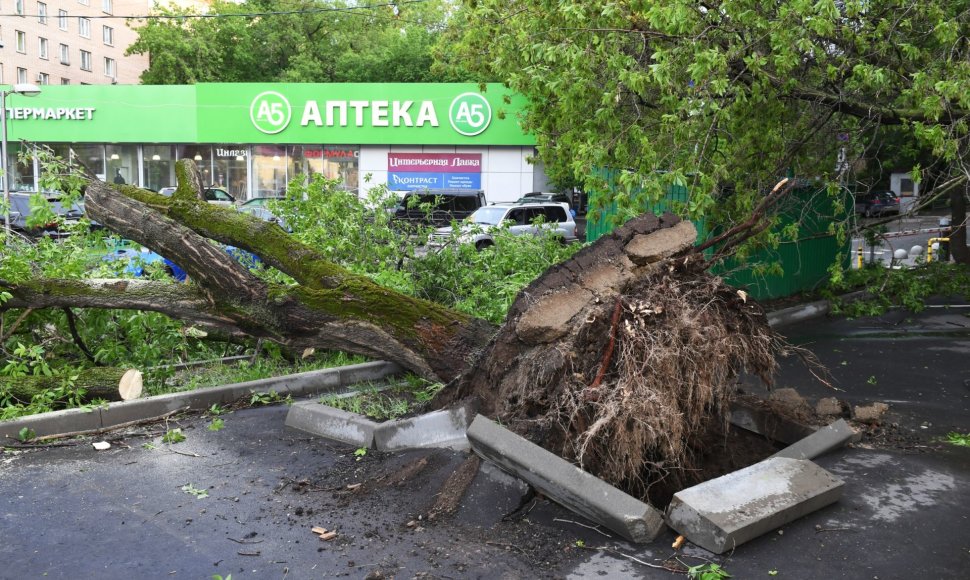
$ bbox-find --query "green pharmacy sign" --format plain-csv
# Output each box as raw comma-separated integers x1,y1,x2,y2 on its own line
4,83,534,146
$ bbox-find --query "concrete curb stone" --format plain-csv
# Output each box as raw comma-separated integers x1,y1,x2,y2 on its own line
771,419,860,461
466,415,666,543
373,405,472,451
0,361,400,441
285,401,378,448
666,457,844,554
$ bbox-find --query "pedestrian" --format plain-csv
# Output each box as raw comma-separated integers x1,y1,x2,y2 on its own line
113,169,126,185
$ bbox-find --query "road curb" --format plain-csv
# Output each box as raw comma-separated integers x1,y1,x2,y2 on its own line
0,361,401,441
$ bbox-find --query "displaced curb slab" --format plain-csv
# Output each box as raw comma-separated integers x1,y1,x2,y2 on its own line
0,361,400,441
772,419,860,461
373,405,472,451
666,457,844,554
285,402,378,448
466,415,666,543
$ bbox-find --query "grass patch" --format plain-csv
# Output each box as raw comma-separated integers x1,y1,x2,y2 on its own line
146,350,367,396
945,432,970,447
318,375,444,422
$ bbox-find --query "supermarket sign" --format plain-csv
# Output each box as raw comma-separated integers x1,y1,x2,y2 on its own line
5,84,533,146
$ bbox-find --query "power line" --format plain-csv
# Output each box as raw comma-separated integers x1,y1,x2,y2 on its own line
0,0,428,22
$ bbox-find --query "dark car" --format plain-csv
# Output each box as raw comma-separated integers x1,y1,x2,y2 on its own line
855,191,900,217
392,189,487,227
7,192,85,237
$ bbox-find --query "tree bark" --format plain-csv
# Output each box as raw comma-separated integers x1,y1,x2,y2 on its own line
0,367,132,404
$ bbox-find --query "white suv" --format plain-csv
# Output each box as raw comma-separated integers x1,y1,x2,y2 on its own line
430,201,578,250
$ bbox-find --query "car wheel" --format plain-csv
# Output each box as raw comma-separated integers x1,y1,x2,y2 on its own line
475,240,494,251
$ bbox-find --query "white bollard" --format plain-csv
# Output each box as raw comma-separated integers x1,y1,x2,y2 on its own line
893,248,908,260
909,245,924,257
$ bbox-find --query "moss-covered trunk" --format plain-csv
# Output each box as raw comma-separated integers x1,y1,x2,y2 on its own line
0,367,130,404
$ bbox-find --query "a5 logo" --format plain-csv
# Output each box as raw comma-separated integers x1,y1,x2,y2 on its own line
250,91,292,134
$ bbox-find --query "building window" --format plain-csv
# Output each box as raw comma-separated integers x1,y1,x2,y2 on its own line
81,50,92,71
78,0,90,5
102,0,112,14
16,30,26,53
39,37,49,60
38,3,48,24
79,18,91,38
37,72,50,85
61,77,71,85
15,0,25,16
58,10,68,31
104,57,116,79
17,68,28,85
102,25,113,46
60,44,70,65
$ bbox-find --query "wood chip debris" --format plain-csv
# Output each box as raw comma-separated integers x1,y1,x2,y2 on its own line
672,535,685,550
346,483,361,491
311,526,338,541
92,441,111,451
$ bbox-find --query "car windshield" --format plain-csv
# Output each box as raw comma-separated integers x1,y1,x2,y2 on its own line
469,207,510,225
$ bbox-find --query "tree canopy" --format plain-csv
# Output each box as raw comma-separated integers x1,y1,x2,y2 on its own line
127,0,462,84
446,0,970,260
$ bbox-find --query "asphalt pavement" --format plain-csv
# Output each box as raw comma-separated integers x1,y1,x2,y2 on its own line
1,308,969,579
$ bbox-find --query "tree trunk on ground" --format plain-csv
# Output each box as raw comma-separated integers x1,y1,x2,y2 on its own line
0,367,134,404
1,161,783,500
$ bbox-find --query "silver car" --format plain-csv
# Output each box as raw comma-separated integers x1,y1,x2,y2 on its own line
430,201,577,250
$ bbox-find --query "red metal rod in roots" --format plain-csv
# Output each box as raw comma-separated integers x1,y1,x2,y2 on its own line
584,297,624,401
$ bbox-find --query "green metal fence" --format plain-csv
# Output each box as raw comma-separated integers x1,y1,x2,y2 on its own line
585,183,850,301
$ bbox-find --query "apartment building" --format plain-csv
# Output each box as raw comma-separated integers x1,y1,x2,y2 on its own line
1,0,152,86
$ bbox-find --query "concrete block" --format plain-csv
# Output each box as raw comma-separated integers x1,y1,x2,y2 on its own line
0,407,101,440
772,419,859,461
730,399,816,445
374,405,471,451
666,457,843,554
269,368,341,398
767,300,830,328
466,415,666,543
285,400,377,448
338,361,402,386
99,391,209,429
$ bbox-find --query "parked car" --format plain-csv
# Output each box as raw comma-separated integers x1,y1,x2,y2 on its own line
392,189,487,227
7,192,85,237
156,186,237,206
429,201,577,250
238,204,290,232
515,191,572,206
855,191,899,217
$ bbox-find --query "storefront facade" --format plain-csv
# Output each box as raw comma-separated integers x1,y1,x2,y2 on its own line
2,83,549,202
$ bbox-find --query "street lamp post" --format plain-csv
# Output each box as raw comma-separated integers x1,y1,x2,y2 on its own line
2,83,42,240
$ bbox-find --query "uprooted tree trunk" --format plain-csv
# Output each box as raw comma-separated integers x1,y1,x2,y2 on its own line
1,160,788,498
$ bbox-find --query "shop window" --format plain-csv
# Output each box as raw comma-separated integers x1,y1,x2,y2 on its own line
143,146,176,192
177,145,213,186
106,145,137,187
252,146,288,198
71,144,106,180
213,145,249,199
5,143,36,192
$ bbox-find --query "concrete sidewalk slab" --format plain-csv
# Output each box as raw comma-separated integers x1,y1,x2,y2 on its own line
666,457,843,554
772,419,859,461
285,401,377,448
374,405,471,451
466,415,666,543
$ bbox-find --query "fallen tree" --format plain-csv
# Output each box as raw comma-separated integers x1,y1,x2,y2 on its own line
1,161,789,496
